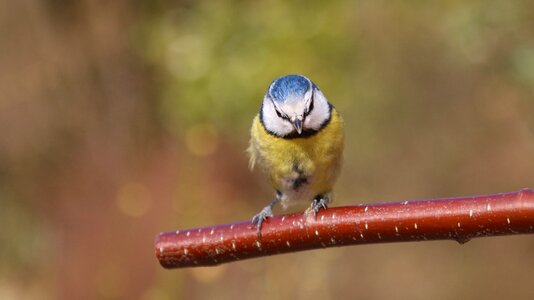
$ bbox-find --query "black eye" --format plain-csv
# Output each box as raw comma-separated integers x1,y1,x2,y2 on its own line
274,108,284,119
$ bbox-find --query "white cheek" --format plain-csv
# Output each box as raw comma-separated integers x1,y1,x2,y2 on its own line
304,90,330,130
262,99,294,136
268,116,292,134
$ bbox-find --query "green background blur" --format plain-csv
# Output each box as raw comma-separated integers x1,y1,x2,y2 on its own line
1,1,534,299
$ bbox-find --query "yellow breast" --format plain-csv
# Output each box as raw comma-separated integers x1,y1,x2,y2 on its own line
248,109,344,204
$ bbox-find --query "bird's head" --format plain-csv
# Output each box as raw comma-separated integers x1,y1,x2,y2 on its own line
260,75,332,138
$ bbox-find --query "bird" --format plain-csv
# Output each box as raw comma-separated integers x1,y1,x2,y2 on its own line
248,74,344,236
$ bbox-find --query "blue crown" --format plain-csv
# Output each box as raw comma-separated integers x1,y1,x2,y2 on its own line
269,75,312,102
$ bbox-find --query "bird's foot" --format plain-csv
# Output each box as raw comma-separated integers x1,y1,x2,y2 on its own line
305,197,329,219
251,205,274,237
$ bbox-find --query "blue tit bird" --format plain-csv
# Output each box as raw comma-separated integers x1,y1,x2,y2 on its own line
248,74,344,235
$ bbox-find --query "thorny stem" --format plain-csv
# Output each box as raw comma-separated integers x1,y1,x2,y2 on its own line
156,189,534,268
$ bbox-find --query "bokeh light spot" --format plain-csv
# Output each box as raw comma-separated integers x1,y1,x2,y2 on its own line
185,123,219,156
116,182,152,217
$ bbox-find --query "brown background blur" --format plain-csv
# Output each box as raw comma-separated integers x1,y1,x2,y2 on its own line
1,1,534,299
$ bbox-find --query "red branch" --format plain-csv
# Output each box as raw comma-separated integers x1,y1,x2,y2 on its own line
156,189,534,268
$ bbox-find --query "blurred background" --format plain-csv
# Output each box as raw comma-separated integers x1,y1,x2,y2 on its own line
1,0,534,299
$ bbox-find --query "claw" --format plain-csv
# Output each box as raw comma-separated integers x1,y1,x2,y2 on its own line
251,205,273,237
306,197,329,218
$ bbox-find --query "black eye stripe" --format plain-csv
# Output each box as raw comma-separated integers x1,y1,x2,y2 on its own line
304,91,315,117
270,94,314,121
273,104,291,121
274,108,285,119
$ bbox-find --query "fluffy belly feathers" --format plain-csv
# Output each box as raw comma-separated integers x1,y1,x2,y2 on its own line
249,110,344,207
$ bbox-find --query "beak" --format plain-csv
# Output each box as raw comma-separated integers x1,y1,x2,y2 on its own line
293,118,303,134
